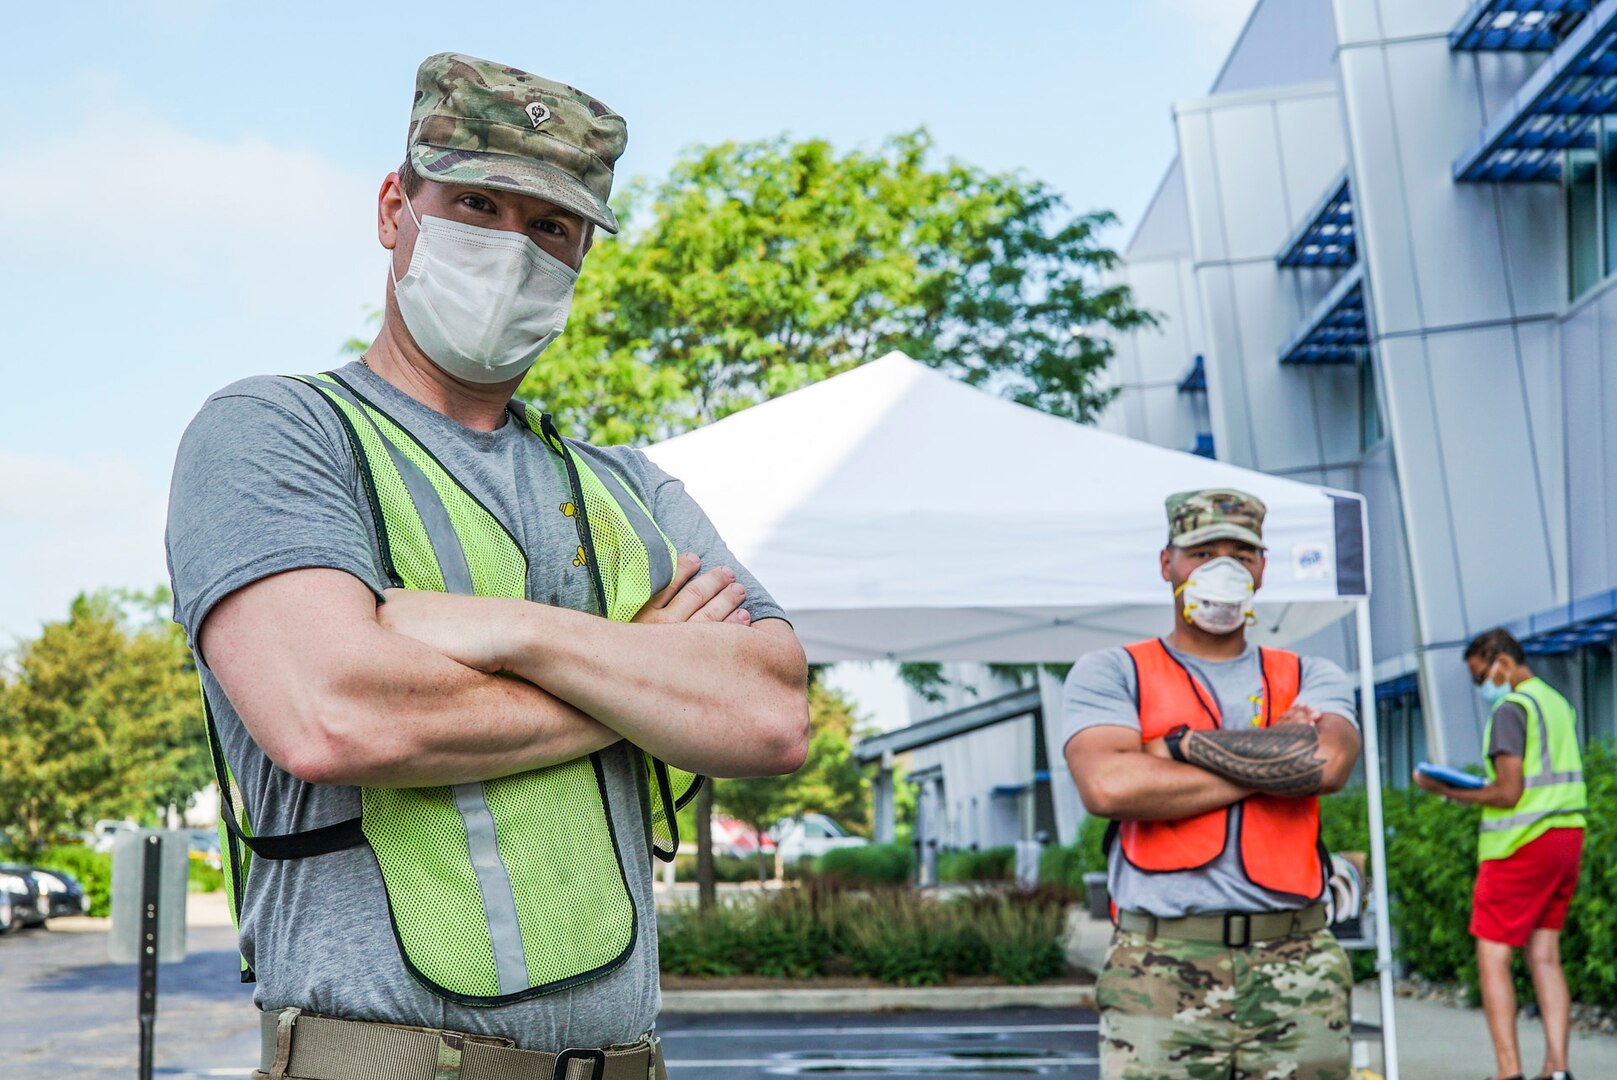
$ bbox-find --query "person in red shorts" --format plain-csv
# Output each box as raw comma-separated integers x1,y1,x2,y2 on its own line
1416,628,1587,1080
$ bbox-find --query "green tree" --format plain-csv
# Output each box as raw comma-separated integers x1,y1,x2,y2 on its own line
525,128,1154,441
0,589,207,857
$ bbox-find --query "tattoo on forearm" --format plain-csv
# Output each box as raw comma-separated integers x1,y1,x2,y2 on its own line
1181,726,1326,795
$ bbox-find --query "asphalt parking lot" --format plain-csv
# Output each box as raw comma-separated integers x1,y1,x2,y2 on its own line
659,1007,1099,1077
3,905,1098,1078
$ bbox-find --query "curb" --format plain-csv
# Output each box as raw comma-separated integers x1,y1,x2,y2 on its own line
660,984,1095,1014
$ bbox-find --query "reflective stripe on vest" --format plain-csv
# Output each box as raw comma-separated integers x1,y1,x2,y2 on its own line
1117,639,1326,900
1478,678,1586,862
203,371,700,1003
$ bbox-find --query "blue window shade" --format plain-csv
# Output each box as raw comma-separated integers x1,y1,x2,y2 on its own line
1451,0,1592,51
1276,175,1356,268
1454,2,1617,182
1177,355,1207,393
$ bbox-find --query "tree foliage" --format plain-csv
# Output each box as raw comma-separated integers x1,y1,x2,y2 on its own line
0,589,208,857
525,129,1154,442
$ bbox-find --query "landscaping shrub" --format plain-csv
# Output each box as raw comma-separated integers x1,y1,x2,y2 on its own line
669,852,774,883
188,854,225,893
937,846,1014,883
658,888,836,978
37,845,112,917
812,842,914,885
841,892,988,985
658,884,1071,985
1037,814,1109,889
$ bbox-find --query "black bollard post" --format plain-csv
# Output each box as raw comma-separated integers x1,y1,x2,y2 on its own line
138,834,162,1080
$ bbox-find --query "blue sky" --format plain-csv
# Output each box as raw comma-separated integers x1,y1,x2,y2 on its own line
0,0,1257,661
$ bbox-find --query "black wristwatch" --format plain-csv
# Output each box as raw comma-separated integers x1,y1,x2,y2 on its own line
1164,725,1192,763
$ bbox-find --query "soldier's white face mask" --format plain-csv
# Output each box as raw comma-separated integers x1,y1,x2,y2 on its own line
391,191,577,385
1177,556,1256,635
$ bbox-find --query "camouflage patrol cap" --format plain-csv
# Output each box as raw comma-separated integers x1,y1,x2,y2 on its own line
1165,489,1268,549
406,52,627,233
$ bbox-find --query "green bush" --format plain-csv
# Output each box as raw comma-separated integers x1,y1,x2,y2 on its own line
812,842,914,885
659,889,836,978
658,885,1070,985
937,846,1015,883
188,855,225,893
1320,742,1617,1007
1037,815,1110,889
841,892,987,985
36,845,113,917
670,852,773,883
964,892,1069,984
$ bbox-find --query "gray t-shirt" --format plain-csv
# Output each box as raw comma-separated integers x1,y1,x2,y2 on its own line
1061,640,1357,918
1487,701,1529,760
164,361,785,1049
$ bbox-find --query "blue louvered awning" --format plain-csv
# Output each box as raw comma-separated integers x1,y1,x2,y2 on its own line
1451,0,1592,50
1277,173,1356,268
1177,355,1207,393
1454,0,1617,181
1502,588,1617,654
1278,264,1369,365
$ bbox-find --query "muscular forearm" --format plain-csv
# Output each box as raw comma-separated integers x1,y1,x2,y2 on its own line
497,602,809,778
1071,751,1252,821
316,636,621,787
1179,725,1330,795
203,571,621,788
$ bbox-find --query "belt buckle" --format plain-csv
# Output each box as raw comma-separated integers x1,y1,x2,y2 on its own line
553,1047,606,1080
1222,912,1252,948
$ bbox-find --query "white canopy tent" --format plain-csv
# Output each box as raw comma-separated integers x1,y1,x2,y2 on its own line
647,352,1400,1077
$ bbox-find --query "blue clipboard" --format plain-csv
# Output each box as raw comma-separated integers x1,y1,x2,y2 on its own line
1416,761,1486,790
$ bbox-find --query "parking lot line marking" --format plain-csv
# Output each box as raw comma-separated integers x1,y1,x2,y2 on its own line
662,1023,1099,1037
667,1056,1101,1068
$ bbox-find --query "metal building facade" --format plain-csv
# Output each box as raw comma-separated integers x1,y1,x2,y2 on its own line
1102,0,1617,775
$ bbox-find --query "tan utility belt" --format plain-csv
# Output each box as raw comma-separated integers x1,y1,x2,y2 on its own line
258,1008,665,1080
1116,902,1329,947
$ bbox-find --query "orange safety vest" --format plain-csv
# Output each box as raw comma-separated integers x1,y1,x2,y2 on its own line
1117,638,1327,899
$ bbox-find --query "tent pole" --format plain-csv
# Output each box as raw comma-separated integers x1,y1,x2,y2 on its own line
1356,599,1400,1080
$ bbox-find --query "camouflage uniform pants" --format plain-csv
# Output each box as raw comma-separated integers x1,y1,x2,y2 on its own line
1096,926,1352,1080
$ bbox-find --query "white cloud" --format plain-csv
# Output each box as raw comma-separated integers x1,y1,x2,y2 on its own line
0,451,169,645
0,109,380,320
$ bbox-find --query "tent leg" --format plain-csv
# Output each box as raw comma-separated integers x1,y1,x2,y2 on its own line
1356,599,1400,1080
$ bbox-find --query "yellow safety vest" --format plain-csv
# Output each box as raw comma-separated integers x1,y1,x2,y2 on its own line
1478,676,1586,862
205,371,700,1003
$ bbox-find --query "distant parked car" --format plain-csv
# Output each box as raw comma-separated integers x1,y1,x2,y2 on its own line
187,828,223,870
770,814,868,865
710,815,776,860
27,866,90,919
0,865,46,933
85,819,137,853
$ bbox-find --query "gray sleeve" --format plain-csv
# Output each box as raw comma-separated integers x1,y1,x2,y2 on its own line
165,379,385,657
1296,656,1359,728
1487,702,1529,759
590,446,787,626
1060,648,1142,752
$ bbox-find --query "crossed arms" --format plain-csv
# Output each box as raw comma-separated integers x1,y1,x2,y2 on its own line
1065,704,1361,822
200,553,810,789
